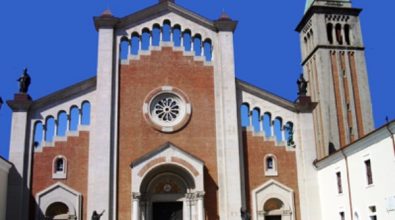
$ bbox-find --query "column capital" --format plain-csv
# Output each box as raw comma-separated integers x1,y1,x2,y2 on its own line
196,191,205,198
7,93,32,112
132,192,141,200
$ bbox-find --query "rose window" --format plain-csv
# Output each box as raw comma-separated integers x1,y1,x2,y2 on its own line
144,88,191,133
153,97,180,122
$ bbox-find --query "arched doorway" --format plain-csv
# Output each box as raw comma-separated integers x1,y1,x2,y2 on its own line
45,202,72,220
132,163,204,220
136,164,204,220
131,143,206,220
264,198,284,220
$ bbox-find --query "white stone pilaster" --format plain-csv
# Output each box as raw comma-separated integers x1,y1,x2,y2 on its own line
197,192,205,220
87,27,115,219
6,97,33,220
296,112,322,220
132,193,141,220
214,29,243,220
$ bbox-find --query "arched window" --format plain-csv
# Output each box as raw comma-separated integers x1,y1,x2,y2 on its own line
69,106,79,131
33,121,44,148
131,32,140,55
162,20,172,42
264,154,278,176
172,24,182,47
141,28,151,51
81,101,91,126
57,111,68,136
203,39,213,61
45,116,55,143
326,23,334,44
273,117,283,143
120,36,130,60
182,30,192,51
193,34,202,56
152,24,161,46
344,24,351,45
240,103,250,127
335,23,343,45
263,112,272,137
53,156,67,179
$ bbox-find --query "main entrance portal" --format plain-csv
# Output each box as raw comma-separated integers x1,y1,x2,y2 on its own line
153,202,183,220
131,144,206,220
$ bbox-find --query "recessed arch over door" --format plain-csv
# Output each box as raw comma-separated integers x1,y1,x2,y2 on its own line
131,142,205,220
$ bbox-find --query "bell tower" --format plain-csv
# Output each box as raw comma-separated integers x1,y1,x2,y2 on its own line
296,0,374,158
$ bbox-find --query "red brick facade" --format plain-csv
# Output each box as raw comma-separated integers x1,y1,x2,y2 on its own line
118,47,218,219
30,131,90,219
242,130,301,220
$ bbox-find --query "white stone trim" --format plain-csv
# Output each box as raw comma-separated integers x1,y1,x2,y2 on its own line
252,179,295,220
52,155,67,180
35,182,82,220
143,86,192,133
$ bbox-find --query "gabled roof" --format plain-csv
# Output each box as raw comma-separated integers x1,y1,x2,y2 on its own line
236,78,298,112
314,120,395,168
30,77,96,111
94,1,237,32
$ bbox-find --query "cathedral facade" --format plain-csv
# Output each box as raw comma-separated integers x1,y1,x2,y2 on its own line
6,0,392,220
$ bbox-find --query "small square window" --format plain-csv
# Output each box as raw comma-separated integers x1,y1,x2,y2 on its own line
336,172,343,194
369,205,377,220
340,211,345,220
365,160,373,185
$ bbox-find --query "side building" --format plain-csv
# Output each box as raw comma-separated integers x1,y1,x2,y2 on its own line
316,120,395,220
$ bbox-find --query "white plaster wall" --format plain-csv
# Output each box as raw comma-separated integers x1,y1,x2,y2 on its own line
317,156,351,220
0,159,11,220
347,136,395,220
318,129,395,220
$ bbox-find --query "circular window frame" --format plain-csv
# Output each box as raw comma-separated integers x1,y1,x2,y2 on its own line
143,86,191,133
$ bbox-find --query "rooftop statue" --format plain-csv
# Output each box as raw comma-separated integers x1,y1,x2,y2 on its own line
17,68,31,94
297,74,308,96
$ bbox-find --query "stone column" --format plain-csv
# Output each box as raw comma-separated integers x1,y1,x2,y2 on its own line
180,32,184,48
248,111,253,128
271,120,275,138
6,93,33,220
184,193,193,220
281,127,286,142
132,193,141,220
197,192,205,220
259,117,264,133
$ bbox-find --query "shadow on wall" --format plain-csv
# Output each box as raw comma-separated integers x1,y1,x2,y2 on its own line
6,165,44,219
204,166,219,220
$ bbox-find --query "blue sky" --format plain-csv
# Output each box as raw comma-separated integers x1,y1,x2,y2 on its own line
0,0,394,158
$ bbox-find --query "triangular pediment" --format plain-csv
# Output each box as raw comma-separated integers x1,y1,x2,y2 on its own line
131,142,204,168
